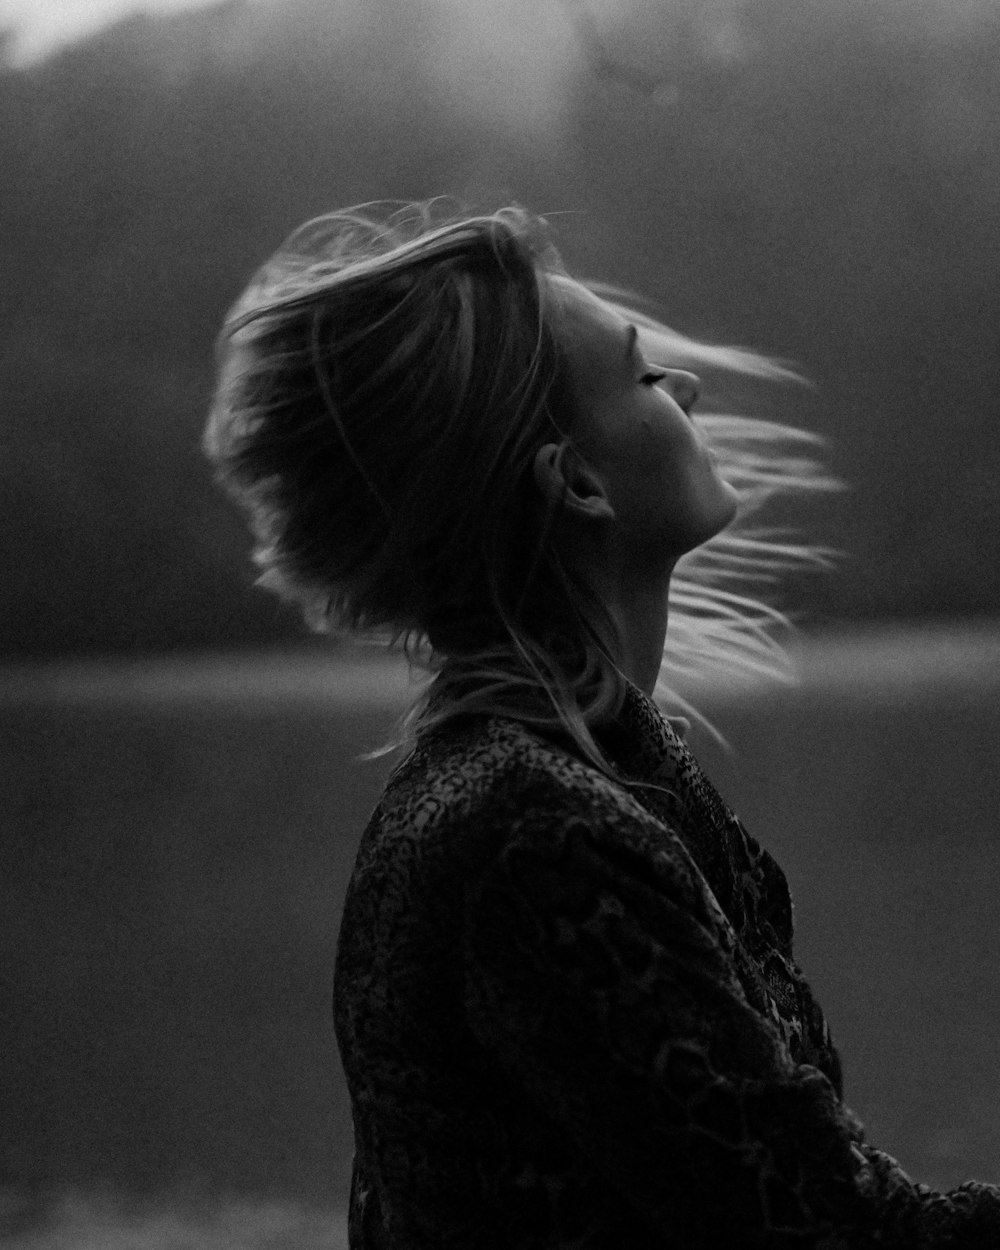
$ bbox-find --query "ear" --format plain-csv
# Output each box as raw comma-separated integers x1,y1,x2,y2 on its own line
532,443,615,521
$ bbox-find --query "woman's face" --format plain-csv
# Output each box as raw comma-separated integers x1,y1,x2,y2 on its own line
549,278,738,568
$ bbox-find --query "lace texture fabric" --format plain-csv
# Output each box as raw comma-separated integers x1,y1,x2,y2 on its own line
332,682,1000,1248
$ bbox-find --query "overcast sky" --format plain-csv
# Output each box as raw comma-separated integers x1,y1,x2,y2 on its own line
4,0,992,68
0,0,238,63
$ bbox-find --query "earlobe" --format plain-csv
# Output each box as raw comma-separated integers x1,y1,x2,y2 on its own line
532,443,615,521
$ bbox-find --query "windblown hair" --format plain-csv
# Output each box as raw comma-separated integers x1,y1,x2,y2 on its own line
204,201,832,770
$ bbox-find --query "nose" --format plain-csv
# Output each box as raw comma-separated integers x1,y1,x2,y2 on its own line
663,369,700,414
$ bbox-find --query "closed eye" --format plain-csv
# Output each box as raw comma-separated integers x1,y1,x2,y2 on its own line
641,367,668,387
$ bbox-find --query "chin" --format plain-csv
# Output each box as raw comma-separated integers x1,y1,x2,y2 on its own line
641,480,742,564
662,505,737,562
716,480,741,530
690,481,740,549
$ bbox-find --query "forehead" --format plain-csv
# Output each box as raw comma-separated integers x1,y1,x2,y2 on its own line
545,276,632,395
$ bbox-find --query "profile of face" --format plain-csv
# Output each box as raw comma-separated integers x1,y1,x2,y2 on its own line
535,278,739,576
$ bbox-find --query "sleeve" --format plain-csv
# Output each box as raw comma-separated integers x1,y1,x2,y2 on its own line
459,782,1000,1249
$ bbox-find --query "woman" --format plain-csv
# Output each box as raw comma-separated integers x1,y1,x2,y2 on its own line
204,203,1000,1248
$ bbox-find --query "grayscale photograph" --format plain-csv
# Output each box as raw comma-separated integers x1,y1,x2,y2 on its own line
3,0,1000,1246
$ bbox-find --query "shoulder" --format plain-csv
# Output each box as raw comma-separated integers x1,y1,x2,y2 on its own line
344,711,739,994
365,715,717,928
371,713,659,859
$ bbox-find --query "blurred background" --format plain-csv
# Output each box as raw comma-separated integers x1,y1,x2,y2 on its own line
2,0,999,1244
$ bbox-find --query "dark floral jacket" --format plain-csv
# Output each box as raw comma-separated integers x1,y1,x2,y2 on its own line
333,681,1000,1248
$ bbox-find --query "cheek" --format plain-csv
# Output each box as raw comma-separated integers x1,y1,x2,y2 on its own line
639,430,736,543
623,407,692,473
646,420,705,494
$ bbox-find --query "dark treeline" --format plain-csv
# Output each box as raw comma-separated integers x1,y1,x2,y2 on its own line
3,0,999,659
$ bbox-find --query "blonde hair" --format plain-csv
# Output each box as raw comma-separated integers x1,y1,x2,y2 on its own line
204,200,832,771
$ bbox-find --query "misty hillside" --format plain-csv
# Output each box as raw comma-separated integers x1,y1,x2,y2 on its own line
3,0,999,657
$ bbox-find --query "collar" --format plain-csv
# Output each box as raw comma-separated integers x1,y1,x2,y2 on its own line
594,680,690,789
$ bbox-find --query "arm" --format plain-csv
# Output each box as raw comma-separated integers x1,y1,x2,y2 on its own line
460,780,1000,1248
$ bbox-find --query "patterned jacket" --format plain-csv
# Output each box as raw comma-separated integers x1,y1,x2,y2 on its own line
333,680,1000,1247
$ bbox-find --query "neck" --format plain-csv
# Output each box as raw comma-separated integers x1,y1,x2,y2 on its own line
593,564,674,697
